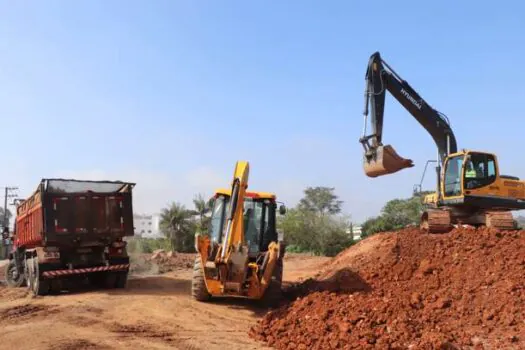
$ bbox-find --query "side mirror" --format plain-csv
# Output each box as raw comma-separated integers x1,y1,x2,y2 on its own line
279,205,287,215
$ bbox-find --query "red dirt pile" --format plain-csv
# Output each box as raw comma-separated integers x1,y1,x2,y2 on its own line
249,227,524,349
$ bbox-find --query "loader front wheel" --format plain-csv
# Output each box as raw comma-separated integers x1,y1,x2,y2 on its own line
191,257,211,302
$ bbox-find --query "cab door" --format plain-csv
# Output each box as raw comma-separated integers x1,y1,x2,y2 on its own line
442,154,465,201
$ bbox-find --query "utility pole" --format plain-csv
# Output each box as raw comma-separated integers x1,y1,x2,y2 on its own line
2,186,18,228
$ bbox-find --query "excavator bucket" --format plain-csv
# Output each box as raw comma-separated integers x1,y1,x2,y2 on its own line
363,145,414,177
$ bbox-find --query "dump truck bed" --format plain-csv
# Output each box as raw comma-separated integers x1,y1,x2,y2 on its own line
16,178,135,248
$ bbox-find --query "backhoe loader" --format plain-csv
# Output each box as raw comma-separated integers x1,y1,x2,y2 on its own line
192,161,287,305
360,51,525,233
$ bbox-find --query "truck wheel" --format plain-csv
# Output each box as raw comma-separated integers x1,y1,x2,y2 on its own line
5,260,25,288
115,271,128,288
104,272,117,289
25,257,34,292
49,279,63,294
31,258,50,296
191,257,211,302
260,257,283,307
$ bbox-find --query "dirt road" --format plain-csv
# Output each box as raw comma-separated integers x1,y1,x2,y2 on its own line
0,253,329,350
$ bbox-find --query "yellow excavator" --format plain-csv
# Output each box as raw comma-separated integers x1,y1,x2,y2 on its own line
192,161,287,305
360,51,525,233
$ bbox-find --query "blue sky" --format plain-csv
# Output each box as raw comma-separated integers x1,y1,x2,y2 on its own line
1,1,524,223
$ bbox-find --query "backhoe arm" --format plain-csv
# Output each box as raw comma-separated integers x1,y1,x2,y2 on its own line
360,52,457,177
216,161,250,264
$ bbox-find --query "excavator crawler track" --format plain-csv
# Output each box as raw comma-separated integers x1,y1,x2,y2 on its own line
485,211,516,230
420,209,452,234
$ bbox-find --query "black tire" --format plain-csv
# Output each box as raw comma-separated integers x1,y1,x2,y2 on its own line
260,257,283,307
88,272,106,288
25,257,34,292
104,272,117,289
49,279,63,294
115,271,128,288
32,257,50,296
5,260,25,288
191,257,211,302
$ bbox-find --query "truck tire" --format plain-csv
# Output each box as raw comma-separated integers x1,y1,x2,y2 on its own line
260,256,283,308
115,271,128,288
5,260,25,288
191,257,211,302
49,279,63,294
104,272,117,289
25,257,34,292
31,257,50,296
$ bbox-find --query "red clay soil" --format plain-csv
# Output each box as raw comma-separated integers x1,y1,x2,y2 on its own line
129,251,195,275
249,227,524,349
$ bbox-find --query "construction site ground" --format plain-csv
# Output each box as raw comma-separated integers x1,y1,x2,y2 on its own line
0,252,330,350
0,227,523,349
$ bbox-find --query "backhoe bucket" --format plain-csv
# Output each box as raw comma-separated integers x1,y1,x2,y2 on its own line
363,145,414,177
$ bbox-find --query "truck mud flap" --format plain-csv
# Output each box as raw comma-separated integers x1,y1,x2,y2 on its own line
41,264,130,279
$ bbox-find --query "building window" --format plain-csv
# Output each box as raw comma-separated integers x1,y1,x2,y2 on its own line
148,230,152,233
148,222,152,225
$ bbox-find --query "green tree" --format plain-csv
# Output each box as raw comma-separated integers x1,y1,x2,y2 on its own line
360,193,430,237
279,186,352,256
0,207,12,228
193,193,212,234
159,202,196,252
298,187,343,215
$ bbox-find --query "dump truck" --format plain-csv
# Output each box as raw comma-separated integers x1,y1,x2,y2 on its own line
4,178,135,296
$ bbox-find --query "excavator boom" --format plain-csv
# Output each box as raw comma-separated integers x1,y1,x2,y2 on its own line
360,52,457,179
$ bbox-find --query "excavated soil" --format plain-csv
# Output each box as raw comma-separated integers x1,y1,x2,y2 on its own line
250,227,524,349
129,250,195,275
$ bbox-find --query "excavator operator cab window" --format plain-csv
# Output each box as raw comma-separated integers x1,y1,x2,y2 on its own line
463,153,497,190
444,155,463,197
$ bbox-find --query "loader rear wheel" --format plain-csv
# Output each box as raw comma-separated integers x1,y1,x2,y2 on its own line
260,257,283,308
191,257,211,302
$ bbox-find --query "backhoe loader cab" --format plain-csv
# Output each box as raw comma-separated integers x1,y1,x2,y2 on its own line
192,161,286,305
207,189,284,257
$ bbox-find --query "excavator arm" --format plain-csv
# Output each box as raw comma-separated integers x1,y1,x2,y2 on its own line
360,52,457,178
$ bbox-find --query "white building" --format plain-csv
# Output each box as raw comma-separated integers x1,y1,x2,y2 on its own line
133,213,162,238
347,225,363,241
